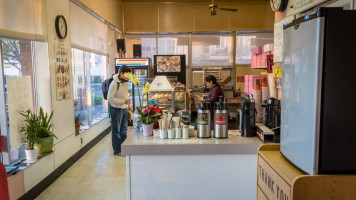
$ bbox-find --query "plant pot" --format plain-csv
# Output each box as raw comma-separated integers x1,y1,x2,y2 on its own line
75,121,80,136
142,124,154,137
25,147,38,161
34,136,54,156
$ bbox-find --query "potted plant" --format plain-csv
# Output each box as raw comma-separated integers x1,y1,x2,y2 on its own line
74,113,83,136
136,104,162,136
19,109,39,161
19,107,57,159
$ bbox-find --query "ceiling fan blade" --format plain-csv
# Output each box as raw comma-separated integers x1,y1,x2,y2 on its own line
219,8,238,12
192,7,210,13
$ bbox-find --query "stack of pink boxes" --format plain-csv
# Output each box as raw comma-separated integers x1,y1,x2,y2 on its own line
244,75,267,94
250,44,274,68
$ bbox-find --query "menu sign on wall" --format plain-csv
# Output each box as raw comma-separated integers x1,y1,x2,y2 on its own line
54,44,71,101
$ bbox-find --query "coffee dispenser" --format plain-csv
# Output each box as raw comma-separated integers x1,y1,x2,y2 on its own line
197,101,211,138
240,95,256,137
214,96,228,139
264,97,281,142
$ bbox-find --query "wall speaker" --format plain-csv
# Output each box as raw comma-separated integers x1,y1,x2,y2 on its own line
116,39,125,52
133,44,141,58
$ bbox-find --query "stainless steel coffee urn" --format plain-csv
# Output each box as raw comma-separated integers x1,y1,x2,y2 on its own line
197,101,211,138
214,96,228,138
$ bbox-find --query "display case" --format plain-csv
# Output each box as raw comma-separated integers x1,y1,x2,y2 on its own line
149,91,175,112
174,91,186,111
148,90,186,112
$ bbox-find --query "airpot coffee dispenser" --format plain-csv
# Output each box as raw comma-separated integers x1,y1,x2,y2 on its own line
197,101,211,138
214,96,228,139
264,97,281,142
240,95,256,137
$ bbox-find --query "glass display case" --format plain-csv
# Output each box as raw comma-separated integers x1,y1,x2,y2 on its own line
149,91,175,112
174,91,186,111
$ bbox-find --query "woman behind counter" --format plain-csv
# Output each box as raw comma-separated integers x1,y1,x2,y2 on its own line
197,75,224,129
198,75,224,104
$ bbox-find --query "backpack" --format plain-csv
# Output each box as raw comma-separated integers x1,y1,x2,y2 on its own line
102,78,120,100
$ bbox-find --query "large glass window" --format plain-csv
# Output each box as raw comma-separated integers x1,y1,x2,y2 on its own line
192,34,233,67
157,35,189,64
125,34,157,61
89,53,106,122
235,32,274,64
1,38,49,165
72,48,107,128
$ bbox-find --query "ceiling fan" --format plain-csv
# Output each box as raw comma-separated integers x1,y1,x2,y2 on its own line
193,0,238,16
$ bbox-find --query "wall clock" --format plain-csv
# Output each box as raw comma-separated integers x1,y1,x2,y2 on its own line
270,0,288,12
55,15,67,39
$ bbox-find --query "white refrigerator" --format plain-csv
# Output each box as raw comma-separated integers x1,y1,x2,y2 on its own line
281,7,356,175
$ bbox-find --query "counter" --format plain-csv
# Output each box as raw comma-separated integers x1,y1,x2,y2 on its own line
122,129,263,200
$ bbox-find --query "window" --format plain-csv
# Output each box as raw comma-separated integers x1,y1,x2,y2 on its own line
0,38,49,165
157,34,189,64
235,32,274,64
125,34,156,61
72,48,107,128
89,53,106,122
192,34,233,67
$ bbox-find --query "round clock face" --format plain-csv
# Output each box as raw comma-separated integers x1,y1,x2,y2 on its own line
55,15,67,39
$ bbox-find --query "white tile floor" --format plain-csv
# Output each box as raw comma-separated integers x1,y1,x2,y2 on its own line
36,130,128,200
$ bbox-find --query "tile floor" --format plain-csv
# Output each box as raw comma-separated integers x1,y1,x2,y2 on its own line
36,130,128,200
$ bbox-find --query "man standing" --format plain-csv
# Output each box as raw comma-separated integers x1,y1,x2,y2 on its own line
108,65,131,156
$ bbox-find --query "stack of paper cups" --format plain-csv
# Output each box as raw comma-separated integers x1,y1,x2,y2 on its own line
268,73,277,98
261,77,270,101
253,79,263,123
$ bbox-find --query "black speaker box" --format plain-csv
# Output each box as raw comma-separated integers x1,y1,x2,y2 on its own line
116,39,125,52
133,44,141,58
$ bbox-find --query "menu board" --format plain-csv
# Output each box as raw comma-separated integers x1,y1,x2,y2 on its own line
274,15,294,63
54,45,71,101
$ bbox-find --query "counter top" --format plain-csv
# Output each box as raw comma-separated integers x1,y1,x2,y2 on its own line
122,129,262,155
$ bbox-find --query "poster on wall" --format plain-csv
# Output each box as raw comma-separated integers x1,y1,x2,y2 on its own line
156,55,182,72
54,44,71,101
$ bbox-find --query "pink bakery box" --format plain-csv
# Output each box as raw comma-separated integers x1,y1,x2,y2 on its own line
251,54,258,67
251,47,263,55
244,75,267,94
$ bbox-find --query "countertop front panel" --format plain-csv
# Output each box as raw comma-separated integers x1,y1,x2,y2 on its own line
122,130,262,155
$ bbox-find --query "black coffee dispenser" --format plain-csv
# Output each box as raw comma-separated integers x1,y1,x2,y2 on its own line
240,95,256,137
264,97,281,142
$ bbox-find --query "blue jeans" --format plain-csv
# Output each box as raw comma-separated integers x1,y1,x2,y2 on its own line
111,107,128,154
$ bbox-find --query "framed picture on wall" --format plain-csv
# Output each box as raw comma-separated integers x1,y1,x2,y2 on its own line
154,55,186,84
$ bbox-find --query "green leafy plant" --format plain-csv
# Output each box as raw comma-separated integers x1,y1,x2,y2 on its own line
19,107,57,150
75,113,83,126
136,106,162,125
